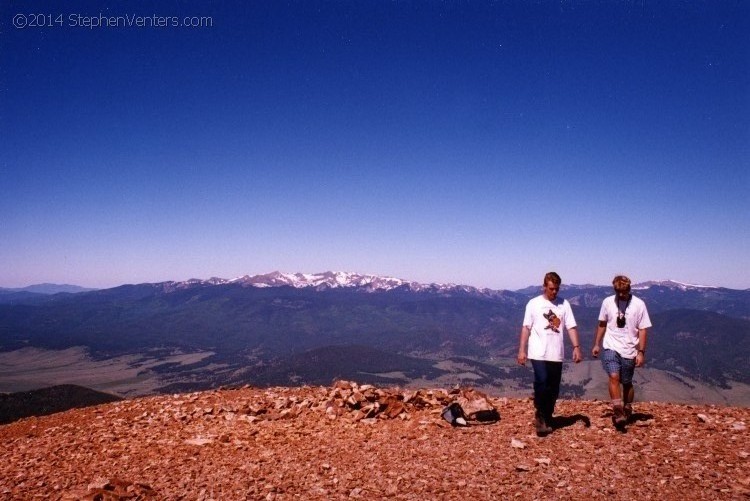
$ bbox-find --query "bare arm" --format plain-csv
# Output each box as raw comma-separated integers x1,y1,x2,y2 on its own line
592,320,606,358
635,328,648,367
568,327,582,363
517,326,530,365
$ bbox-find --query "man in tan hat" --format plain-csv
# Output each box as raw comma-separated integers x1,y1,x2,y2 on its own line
592,275,652,428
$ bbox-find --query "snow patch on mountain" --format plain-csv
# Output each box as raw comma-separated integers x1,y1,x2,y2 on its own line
633,280,718,291
231,271,437,292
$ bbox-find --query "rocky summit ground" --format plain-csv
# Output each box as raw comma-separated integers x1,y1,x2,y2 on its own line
1,381,748,500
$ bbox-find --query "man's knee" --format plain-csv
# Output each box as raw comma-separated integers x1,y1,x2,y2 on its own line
608,373,621,382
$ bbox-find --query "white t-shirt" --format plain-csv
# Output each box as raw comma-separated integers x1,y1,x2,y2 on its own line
523,294,577,362
599,295,652,358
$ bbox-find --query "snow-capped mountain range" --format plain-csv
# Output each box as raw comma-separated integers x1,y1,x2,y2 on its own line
632,280,718,291
169,271,488,295
161,272,726,295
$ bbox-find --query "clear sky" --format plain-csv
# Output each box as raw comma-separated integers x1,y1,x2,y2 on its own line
2,1,748,290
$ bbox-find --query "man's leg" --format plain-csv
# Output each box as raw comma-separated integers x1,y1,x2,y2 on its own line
623,383,634,419
530,360,553,435
621,357,636,420
601,349,626,426
608,374,622,399
545,361,563,424
530,359,548,415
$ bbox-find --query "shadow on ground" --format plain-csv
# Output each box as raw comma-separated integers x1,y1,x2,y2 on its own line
551,413,591,429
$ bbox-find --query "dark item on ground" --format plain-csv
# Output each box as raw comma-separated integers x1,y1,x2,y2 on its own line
441,388,501,427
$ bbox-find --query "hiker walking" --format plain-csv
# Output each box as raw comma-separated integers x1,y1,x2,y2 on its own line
592,275,652,428
517,272,582,436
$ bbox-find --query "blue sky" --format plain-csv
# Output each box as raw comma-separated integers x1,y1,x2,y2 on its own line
2,1,748,290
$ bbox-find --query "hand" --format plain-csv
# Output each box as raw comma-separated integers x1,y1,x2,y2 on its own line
592,345,600,358
635,352,645,367
572,346,582,363
517,352,527,366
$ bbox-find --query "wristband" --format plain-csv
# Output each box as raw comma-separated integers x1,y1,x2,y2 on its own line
637,349,645,354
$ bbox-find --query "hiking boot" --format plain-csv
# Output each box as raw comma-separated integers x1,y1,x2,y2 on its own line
535,413,553,436
623,404,633,422
612,406,627,428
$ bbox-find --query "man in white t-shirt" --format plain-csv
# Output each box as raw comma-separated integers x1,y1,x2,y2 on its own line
517,272,582,436
592,275,652,429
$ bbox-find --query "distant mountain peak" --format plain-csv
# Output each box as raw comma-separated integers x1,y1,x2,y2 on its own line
0,283,97,295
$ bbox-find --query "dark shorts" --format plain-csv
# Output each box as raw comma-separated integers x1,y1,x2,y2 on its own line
601,349,636,385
